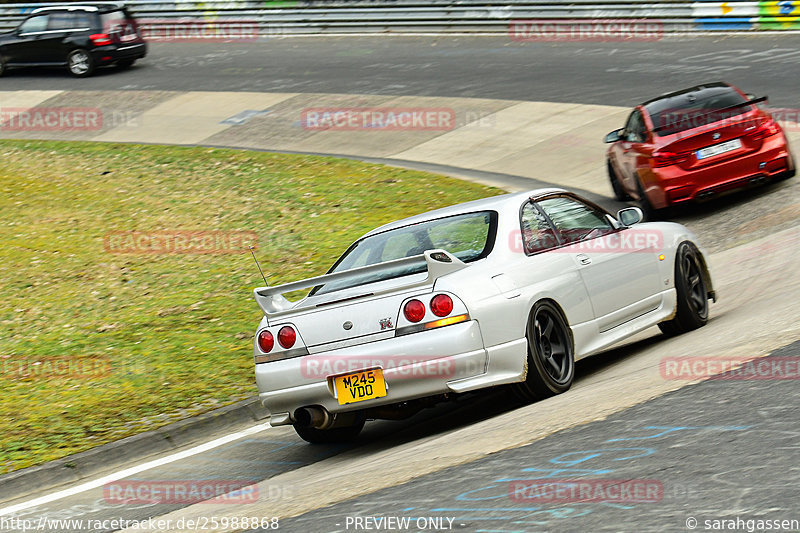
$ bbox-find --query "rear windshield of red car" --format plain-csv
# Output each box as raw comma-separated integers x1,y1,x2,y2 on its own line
646,87,752,137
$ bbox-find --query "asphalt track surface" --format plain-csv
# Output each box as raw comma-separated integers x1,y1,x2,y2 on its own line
1,35,800,108
1,36,799,533
280,341,800,533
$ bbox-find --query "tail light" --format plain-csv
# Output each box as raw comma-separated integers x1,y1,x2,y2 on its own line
396,293,469,336
652,151,689,168
430,294,453,317
90,33,113,46
257,330,274,353
403,299,426,323
277,326,296,348
749,119,780,141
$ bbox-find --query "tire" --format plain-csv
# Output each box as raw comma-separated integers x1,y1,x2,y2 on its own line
512,301,575,402
0,58,6,77
635,176,659,221
117,59,135,69
607,160,631,201
67,49,95,77
293,415,365,444
775,156,796,181
658,242,709,336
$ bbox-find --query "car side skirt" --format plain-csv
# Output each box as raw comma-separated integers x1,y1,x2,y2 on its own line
574,288,677,359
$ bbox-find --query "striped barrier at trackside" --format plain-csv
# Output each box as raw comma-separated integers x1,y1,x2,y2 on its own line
692,0,799,30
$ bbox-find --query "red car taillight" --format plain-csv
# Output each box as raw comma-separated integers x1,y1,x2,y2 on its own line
403,299,426,323
430,294,453,317
652,151,689,168
257,330,274,353
748,119,781,141
277,326,296,349
90,33,113,46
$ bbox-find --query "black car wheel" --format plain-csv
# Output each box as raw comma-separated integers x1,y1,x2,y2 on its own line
635,175,659,220
67,49,95,77
512,301,575,402
658,242,709,336
776,156,796,181
607,159,631,201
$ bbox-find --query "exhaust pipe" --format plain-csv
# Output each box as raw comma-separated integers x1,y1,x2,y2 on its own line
697,190,715,200
294,406,332,429
293,406,365,430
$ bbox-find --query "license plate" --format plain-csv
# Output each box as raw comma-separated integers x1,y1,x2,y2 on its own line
333,369,387,405
696,138,742,160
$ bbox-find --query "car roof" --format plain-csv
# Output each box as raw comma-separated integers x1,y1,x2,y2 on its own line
31,2,124,14
638,82,751,122
362,187,567,237
639,81,733,108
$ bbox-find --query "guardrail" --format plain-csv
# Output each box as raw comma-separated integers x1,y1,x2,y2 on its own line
0,0,798,34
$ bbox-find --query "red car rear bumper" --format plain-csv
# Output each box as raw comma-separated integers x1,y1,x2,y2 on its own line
644,134,795,209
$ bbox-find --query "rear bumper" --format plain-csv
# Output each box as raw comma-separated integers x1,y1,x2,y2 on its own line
91,42,147,64
647,135,794,208
255,320,524,426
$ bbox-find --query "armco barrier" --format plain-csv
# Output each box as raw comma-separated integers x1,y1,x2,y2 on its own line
0,0,798,34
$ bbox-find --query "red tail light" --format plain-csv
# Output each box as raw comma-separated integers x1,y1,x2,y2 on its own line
430,294,453,317
90,33,113,46
652,151,689,168
403,299,426,323
277,326,296,349
257,330,274,353
749,120,780,141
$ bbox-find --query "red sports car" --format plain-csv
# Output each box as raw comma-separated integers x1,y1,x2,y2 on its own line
605,82,795,216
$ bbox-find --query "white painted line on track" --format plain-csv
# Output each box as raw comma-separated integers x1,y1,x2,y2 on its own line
0,422,272,517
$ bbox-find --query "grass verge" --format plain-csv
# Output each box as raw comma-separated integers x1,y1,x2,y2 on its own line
0,140,503,473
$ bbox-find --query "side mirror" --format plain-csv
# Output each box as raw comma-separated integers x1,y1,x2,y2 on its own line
617,207,643,227
604,129,622,143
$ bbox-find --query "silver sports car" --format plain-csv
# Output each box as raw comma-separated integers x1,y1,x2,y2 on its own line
252,188,714,443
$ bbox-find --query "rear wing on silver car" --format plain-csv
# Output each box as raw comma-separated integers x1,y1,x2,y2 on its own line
253,249,466,318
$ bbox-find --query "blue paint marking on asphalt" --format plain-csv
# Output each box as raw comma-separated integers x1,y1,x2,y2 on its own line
604,425,750,442
282,424,761,532
442,425,754,524
546,447,656,465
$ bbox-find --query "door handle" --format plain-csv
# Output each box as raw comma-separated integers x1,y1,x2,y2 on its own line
577,254,592,265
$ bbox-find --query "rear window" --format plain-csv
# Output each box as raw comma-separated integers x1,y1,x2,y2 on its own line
313,211,496,296
101,9,136,34
646,87,751,136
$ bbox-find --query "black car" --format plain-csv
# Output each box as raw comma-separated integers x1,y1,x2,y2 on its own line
0,3,147,77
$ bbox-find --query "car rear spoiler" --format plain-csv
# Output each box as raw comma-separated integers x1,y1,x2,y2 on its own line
253,249,467,318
